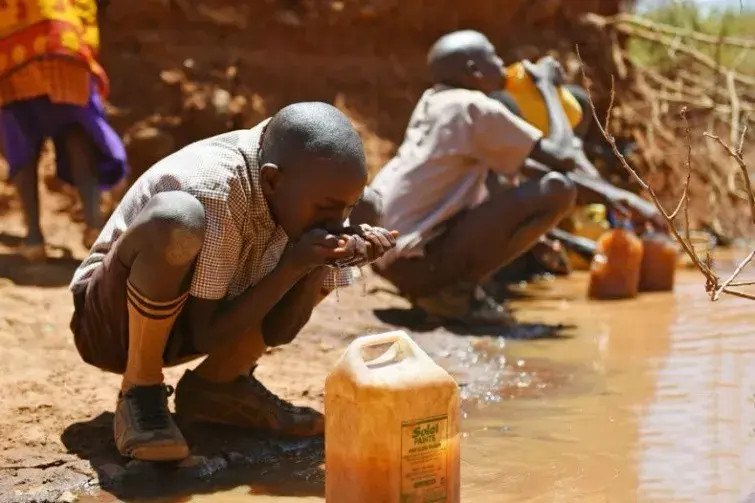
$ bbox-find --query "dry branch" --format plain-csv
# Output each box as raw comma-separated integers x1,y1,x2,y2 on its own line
583,13,755,89
704,123,753,221
577,46,755,302
608,13,755,50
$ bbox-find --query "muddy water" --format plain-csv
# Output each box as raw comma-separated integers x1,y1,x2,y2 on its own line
462,267,755,502
86,263,755,503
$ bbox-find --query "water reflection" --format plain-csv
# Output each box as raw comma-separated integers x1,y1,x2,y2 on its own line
460,274,678,502
637,280,755,502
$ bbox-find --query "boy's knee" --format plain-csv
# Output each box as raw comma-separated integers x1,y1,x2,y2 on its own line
541,172,577,215
143,192,206,266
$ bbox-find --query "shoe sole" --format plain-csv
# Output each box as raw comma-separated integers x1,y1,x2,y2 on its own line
125,443,190,462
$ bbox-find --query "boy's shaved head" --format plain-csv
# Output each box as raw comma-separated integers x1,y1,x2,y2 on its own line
258,101,368,239
427,30,504,94
261,101,366,176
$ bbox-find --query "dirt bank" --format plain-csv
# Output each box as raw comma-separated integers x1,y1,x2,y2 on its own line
98,0,626,179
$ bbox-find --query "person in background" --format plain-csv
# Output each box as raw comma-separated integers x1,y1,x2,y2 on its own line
488,55,669,284
0,0,127,260
491,55,664,231
358,31,667,326
365,30,578,326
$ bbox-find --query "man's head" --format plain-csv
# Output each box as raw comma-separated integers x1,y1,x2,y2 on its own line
259,102,368,239
427,30,505,94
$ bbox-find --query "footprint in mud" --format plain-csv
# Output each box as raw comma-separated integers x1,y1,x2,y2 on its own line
373,306,574,340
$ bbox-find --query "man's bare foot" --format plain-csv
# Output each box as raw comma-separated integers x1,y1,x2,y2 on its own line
530,238,570,276
414,283,515,327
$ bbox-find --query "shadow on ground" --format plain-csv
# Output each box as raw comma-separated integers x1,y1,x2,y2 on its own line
372,306,575,340
60,413,325,500
0,233,80,287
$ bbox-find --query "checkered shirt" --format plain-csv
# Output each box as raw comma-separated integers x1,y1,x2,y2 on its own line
69,119,355,299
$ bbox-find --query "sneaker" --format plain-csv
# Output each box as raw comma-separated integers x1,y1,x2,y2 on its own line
175,369,324,437
414,283,515,327
113,384,189,461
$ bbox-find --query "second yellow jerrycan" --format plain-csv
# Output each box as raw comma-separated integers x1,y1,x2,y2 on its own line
325,331,461,503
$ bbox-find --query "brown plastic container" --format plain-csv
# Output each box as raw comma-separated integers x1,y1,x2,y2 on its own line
639,228,677,292
325,331,461,503
588,222,644,300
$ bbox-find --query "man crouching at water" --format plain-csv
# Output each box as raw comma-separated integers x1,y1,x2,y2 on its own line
68,102,398,461
366,30,576,325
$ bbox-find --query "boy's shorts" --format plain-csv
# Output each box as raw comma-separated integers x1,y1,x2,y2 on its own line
69,243,202,374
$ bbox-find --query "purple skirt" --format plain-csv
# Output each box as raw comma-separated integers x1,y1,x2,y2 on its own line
1,85,128,189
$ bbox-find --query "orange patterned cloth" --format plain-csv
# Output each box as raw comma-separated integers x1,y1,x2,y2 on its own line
0,0,109,106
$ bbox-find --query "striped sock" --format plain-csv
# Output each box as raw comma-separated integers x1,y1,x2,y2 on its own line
122,280,188,391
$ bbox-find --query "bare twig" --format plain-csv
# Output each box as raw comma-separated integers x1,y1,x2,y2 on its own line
603,12,755,50
583,13,755,89
727,71,741,147
682,108,693,247
576,45,755,302
704,125,754,222
728,280,755,287
668,109,693,221
738,116,749,153
714,249,755,300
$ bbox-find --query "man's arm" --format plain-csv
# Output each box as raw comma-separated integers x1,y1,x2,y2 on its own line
526,61,578,172
522,158,664,229
522,158,624,205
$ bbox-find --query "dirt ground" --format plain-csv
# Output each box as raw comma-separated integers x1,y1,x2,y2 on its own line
0,165,392,502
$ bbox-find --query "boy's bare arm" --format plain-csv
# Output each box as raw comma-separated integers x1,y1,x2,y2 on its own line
260,266,331,347
185,257,313,355
187,226,397,353
184,229,352,354
262,223,397,345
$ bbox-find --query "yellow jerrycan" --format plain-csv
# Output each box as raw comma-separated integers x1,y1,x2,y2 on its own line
325,331,461,503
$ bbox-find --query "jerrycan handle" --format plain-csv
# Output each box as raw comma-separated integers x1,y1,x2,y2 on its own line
345,331,424,371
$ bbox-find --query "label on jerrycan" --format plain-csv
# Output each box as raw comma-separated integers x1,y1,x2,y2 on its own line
399,414,449,503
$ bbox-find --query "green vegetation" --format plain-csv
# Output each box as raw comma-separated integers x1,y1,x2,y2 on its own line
628,0,755,75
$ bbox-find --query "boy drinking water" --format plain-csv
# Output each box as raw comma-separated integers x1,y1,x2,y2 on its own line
69,102,397,461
